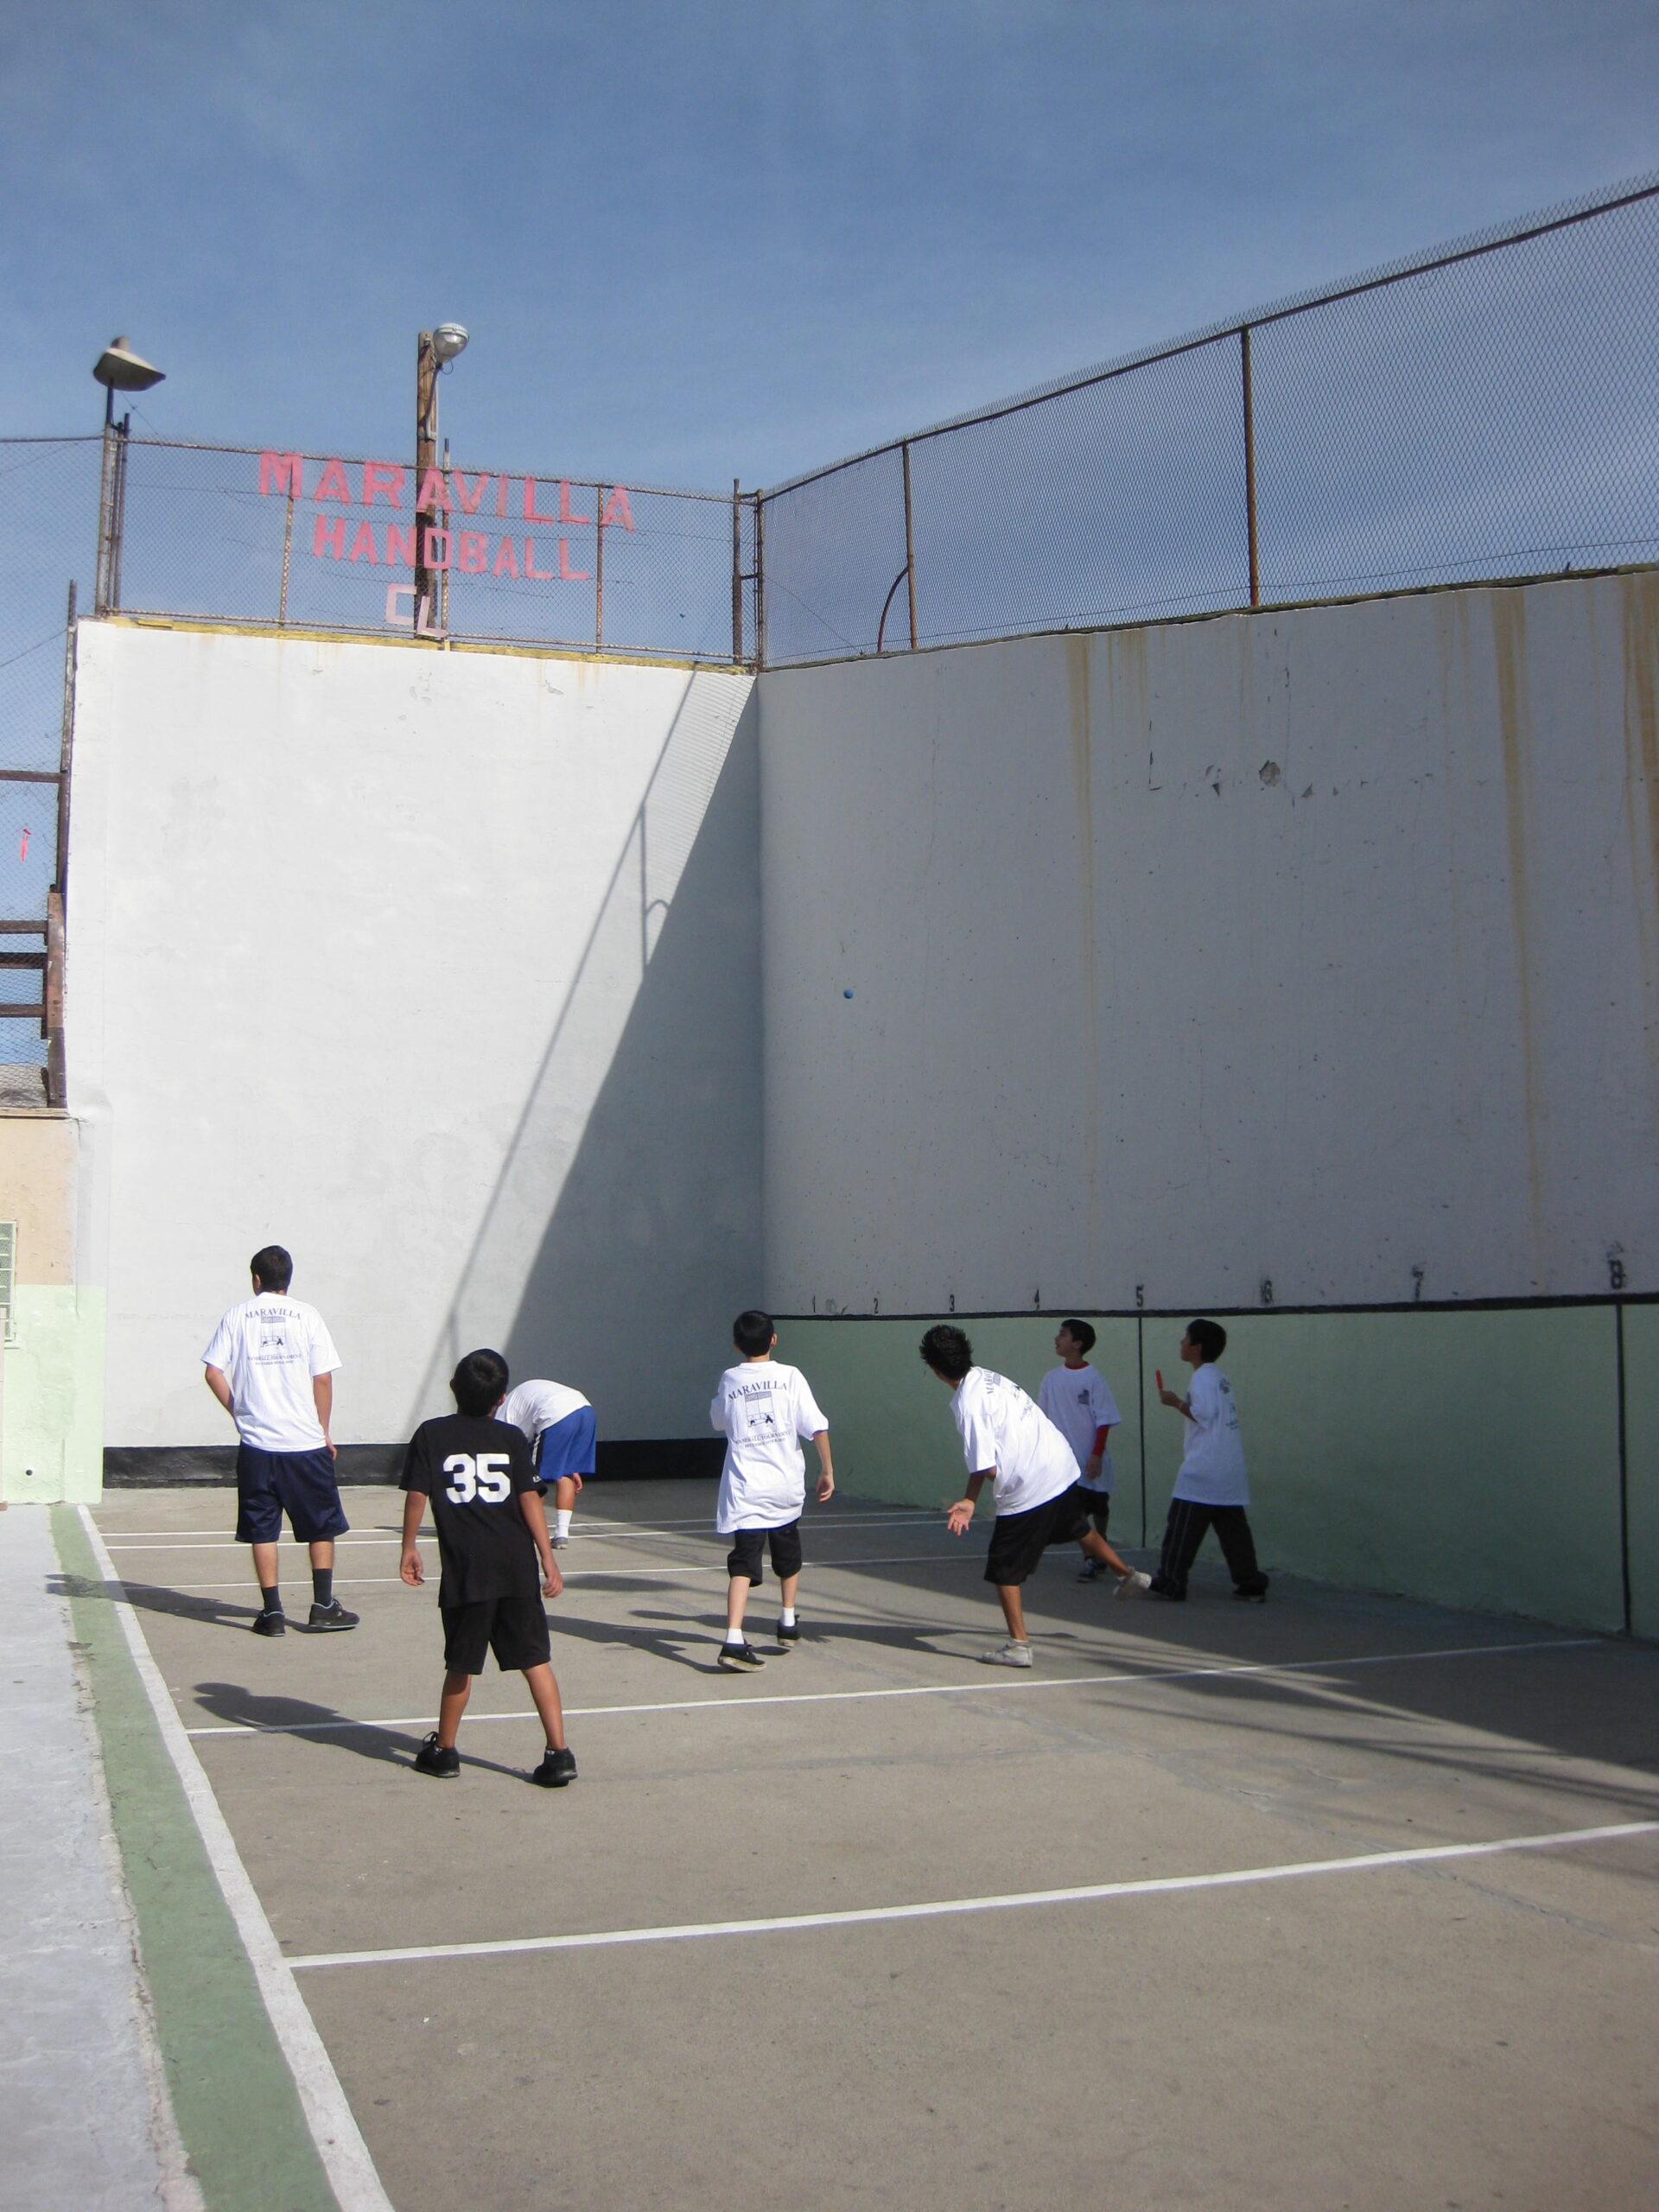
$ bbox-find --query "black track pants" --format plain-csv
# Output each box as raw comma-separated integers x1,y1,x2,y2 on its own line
1153,1498,1266,1597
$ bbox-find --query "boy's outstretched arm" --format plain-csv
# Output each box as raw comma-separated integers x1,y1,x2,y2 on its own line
946,1470,990,1535
520,1487,563,1599
812,1428,834,1503
399,1489,428,1585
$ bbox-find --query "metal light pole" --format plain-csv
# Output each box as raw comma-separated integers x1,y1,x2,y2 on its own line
413,324,468,633
92,337,164,616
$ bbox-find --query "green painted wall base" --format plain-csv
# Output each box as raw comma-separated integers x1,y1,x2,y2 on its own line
775,1305,1658,1638
2,1285,106,1502
51,1505,339,2212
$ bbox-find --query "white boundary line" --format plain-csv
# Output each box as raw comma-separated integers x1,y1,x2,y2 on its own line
160,1550,976,1592
188,1636,1602,1738
289,1818,1659,1969
102,1514,945,1553
76,1507,395,2212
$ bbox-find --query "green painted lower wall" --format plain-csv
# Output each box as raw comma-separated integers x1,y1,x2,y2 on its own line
2,1285,106,1503
1624,1305,1659,1641
777,1304,1643,1637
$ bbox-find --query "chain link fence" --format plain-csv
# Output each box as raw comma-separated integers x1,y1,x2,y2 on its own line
758,173,1659,664
95,438,758,664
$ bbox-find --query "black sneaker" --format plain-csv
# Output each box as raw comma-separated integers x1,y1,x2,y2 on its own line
306,1599,359,1632
1233,1580,1269,1603
775,1618,801,1649
531,1746,577,1789
413,1732,460,1779
717,1640,766,1670
252,1609,286,1637
1077,1558,1106,1582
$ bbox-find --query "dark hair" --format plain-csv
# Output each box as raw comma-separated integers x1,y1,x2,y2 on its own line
1059,1317,1096,1355
1186,1317,1227,1362
451,1348,510,1417
919,1323,974,1381
250,1244,293,1294
733,1309,775,1357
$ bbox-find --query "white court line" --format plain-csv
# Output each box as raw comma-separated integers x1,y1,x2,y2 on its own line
289,1818,1659,1970
103,1514,944,1553
162,1550,976,1592
75,1508,394,2211
187,1636,1602,1738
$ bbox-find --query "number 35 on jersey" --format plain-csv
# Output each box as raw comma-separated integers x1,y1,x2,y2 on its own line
442,1452,512,1503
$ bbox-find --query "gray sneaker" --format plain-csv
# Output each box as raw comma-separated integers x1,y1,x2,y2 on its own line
981,1639,1033,1668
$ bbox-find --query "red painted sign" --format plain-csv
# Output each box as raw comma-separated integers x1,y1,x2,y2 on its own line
258,454,635,594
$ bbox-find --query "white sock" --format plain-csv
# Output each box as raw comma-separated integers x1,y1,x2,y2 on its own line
724,1626,745,1643
779,1606,797,1627
554,1509,573,1539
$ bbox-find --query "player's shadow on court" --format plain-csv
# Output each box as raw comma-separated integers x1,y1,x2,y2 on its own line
190,1682,532,1783
50,1571,257,1634
552,1604,736,1673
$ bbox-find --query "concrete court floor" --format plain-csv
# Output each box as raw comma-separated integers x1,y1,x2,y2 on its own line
93,1480,1659,2212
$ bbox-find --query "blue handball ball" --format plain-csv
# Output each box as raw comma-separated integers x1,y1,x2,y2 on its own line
843,988,855,999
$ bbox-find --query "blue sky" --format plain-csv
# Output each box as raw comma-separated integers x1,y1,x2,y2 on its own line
2,2,1657,490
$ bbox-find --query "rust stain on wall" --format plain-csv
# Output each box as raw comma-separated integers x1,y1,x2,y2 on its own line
1491,591,1547,1268
1621,572,1659,1054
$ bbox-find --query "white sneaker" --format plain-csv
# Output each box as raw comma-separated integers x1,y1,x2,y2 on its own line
550,1535,569,1548
981,1639,1033,1668
1114,1570,1152,1599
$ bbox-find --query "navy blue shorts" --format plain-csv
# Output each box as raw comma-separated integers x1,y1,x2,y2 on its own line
234,1445,350,1545
533,1405,597,1485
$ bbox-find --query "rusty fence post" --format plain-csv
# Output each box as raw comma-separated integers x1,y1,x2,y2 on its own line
594,485,606,652
753,495,766,669
278,485,295,626
1241,324,1261,609
901,441,918,648
731,480,743,665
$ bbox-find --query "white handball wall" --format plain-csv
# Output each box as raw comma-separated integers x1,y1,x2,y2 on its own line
69,624,760,1447
759,570,1659,1314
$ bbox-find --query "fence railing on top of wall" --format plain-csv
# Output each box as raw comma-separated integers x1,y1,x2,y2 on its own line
755,171,1659,664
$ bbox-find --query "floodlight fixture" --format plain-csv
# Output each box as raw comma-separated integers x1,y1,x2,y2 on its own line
92,336,165,425
430,323,469,364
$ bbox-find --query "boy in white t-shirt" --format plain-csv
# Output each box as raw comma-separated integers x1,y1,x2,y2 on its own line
709,1309,834,1669
497,1376,595,1547
922,1324,1148,1667
201,1245,355,1637
1037,1318,1122,1581
1152,1319,1268,1602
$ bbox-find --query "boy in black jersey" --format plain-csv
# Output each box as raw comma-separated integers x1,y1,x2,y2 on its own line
398,1348,576,1787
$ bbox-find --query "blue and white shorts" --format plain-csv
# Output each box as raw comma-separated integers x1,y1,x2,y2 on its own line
533,1406,597,1486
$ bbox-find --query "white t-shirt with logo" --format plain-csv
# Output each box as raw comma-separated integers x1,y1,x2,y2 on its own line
710,1360,829,1532
200,1294,340,1454
952,1367,1079,1518
1037,1363,1122,1493
1173,1364,1249,1505
498,1378,590,1440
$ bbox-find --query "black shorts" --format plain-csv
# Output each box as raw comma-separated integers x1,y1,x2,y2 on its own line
984,1484,1090,1586
1078,1488,1111,1534
726,1520,804,1585
441,1594,552,1675
234,1445,350,1545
